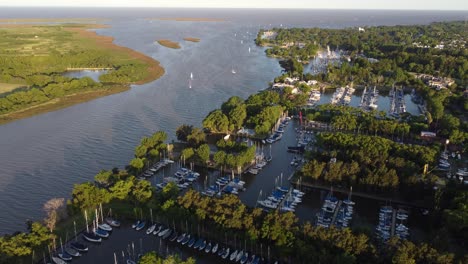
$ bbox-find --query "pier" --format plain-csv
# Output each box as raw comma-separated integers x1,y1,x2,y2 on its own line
330,200,343,226
390,209,397,237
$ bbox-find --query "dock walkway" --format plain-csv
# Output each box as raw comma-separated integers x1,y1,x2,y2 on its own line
330,200,343,226
390,209,397,236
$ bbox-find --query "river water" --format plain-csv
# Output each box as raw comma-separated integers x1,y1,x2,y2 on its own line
0,8,466,235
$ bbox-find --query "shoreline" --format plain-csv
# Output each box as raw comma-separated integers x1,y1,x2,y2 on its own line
0,85,129,125
146,17,225,22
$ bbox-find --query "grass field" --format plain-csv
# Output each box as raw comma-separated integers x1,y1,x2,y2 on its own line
157,39,181,49
0,82,26,94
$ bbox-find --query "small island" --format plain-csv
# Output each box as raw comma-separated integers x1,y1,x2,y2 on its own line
0,23,165,125
183,37,200,43
156,39,181,49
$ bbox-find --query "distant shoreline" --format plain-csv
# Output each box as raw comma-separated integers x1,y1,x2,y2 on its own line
147,17,225,22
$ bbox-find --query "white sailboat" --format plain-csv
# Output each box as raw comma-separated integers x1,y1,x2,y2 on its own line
231,67,236,74
190,72,193,80
248,47,251,53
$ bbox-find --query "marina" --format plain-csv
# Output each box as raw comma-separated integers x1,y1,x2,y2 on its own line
359,86,379,110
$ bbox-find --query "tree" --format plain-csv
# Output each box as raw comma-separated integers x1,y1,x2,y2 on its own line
187,127,206,147
94,170,113,186
195,144,210,164
202,109,230,133
130,158,144,173
71,182,110,210
132,180,153,204
181,148,195,161
228,104,247,130
135,145,148,158
213,151,226,168
110,177,135,200
176,124,193,142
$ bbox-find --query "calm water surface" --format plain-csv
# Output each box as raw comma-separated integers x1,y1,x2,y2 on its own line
0,8,466,235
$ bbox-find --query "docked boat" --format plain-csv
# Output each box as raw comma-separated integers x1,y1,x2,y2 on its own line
240,252,249,264
198,240,207,251
70,242,88,252
187,237,196,248
105,218,121,227
230,250,238,261
181,235,191,245
158,227,170,237
222,248,230,259
236,250,244,262
212,243,218,254
152,225,163,235
132,220,140,229
146,224,157,235
177,233,186,243
58,251,72,261
169,231,178,241
95,228,109,238
98,223,112,232
162,229,173,240
51,257,67,264
64,246,81,257
135,221,146,231
204,242,212,253
82,232,102,243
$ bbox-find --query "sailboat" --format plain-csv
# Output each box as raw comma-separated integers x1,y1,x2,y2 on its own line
190,72,193,80
231,67,236,74
82,211,102,243
248,47,251,53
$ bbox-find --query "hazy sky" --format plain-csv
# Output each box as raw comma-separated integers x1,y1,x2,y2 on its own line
0,0,466,10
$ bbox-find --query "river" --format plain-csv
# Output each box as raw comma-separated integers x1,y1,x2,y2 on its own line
0,8,466,235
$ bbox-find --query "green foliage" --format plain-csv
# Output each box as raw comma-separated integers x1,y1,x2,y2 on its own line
202,109,230,133
132,180,153,204
180,148,195,161
176,124,193,142
0,222,51,260
138,252,195,264
186,127,206,147
195,144,210,164
94,170,113,186
71,182,111,210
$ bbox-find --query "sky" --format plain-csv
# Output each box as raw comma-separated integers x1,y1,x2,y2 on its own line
0,0,466,10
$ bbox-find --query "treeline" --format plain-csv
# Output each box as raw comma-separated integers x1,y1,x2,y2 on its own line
300,132,439,190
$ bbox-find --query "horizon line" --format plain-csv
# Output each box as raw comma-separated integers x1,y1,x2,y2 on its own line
0,6,467,11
